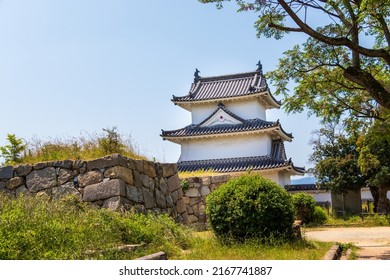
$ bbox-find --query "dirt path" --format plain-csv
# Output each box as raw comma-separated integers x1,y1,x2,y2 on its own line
303,227,390,260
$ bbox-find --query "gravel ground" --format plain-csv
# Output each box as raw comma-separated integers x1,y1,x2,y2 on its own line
303,227,390,260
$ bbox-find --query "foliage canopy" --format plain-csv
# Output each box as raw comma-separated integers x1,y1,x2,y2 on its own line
199,0,390,127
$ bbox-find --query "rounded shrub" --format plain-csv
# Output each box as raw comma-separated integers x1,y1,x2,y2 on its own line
291,193,316,224
206,174,294,242
312,206,328,225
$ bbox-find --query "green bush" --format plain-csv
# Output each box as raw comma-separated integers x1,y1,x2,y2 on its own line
206,174,295,242
292,193,316,224
312,206,328,225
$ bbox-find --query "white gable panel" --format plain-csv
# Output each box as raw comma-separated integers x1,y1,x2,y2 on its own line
200,108,242,127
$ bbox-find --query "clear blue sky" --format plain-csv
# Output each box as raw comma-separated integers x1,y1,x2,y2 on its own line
0,0,321,172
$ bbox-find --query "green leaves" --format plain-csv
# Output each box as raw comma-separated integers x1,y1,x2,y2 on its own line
310,122,365,194
0,134,26,165
206,174,294,242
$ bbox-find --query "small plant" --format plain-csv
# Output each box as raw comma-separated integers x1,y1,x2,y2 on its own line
180,179,189,191
292,193,316,224
0,134,26,165
206,174,295,242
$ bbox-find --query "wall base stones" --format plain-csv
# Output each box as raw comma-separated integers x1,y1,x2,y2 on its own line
0,154,186,223
1,156,236,226
180,174,231,226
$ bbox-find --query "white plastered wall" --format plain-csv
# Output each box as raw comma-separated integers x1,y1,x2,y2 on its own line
180,134,272,161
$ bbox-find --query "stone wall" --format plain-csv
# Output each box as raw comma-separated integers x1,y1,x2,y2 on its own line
181,174,231,226
0,154,188,223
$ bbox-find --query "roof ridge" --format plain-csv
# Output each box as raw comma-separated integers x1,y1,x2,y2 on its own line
197,70,261,82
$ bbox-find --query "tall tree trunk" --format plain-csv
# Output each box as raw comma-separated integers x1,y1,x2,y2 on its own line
376,185,390,214
369,185,379,213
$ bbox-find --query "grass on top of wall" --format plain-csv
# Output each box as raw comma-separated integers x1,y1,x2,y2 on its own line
1,127,147,166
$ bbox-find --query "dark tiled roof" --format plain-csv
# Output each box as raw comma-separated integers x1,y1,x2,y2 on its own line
172,70,281,108
177,155,305,174
161,104,292,140
162,119,280,138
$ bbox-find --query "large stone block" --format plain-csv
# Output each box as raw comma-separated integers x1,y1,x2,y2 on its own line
0,181,6,190
126,185,140,202
53,160,73,169
142,187,156,209
133,170,142,188
201,176,211,185
167,175,180,192
210,175,230,184
171,190,179,203
176,198,186,214
78,170,103,187
15,185,29,196
52,182,80,199
187,214,199,224
141,174,152,188
33,162,49,170
200,186,211,196
177,187,183,200
185,188,201,198
135,160,144,173
26,168,57,192
6,177,25,189
161,163,177,178
0,166,14,179
86,154,128,171
166,195,174,207
82,179,126,202
102,196,128,210
104,166,134,185
73,160,86,170
143,161,156,178
58,169,75,185
190,197,202,206
198,204,206,214
155,189,167,208
15,165,32,176
159,178,168,195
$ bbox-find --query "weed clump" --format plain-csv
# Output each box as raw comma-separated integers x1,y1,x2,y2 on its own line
0,194,191,259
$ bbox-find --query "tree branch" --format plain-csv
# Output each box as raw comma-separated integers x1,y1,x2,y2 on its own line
344,66,390,109
268,22,303,32
276,0,390,64
376,14,390,47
